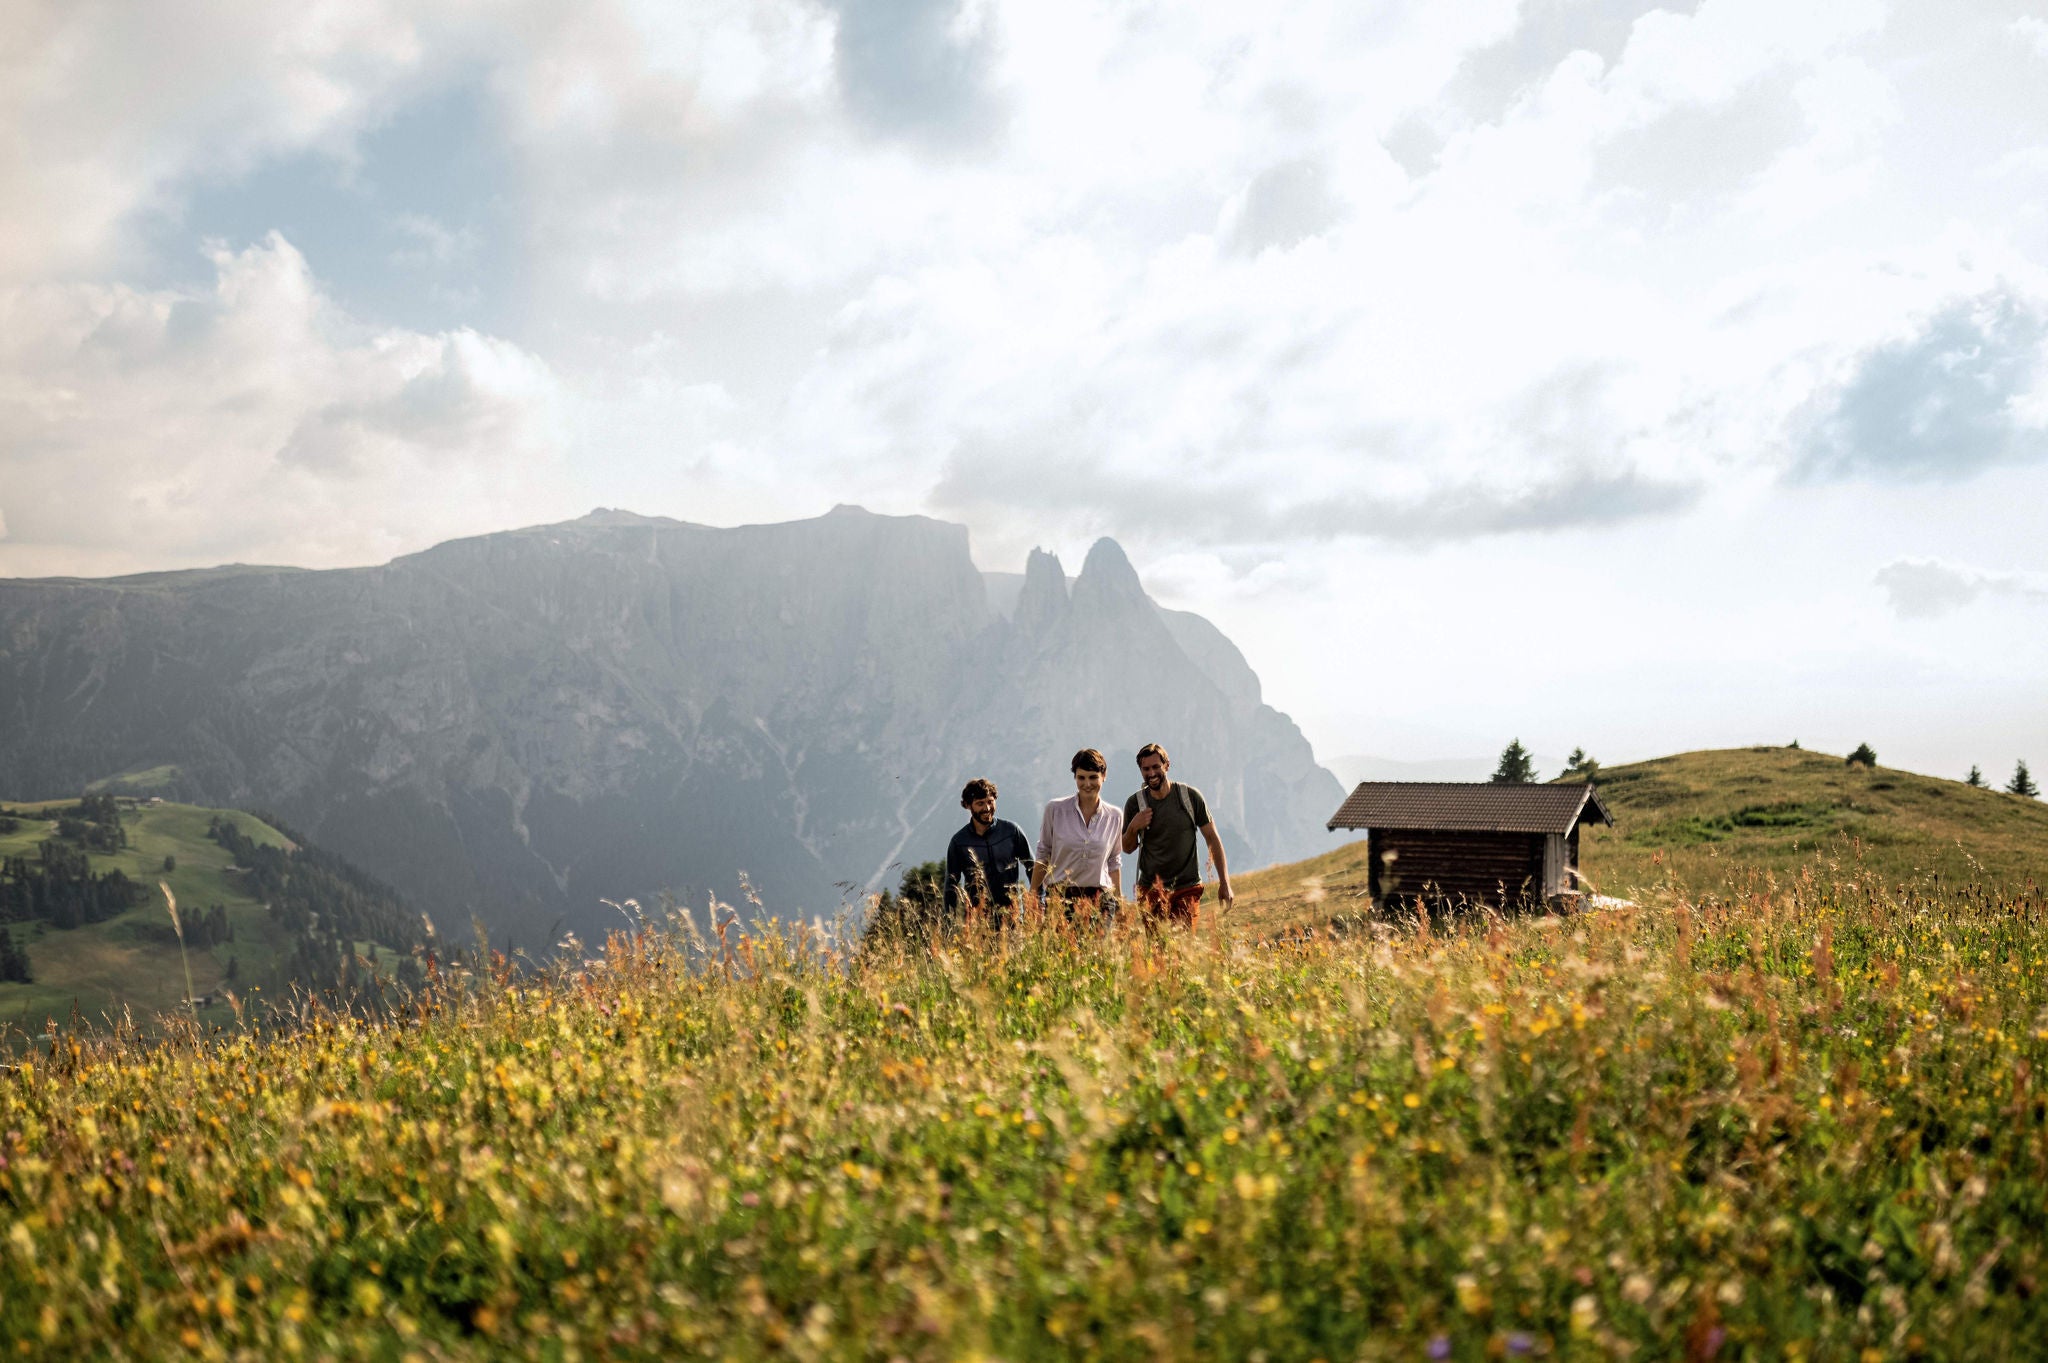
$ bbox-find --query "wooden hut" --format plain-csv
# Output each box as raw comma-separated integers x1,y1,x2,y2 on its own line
1326,782,1614,910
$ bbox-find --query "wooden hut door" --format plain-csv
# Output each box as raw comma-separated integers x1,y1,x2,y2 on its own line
1542,834,1564,898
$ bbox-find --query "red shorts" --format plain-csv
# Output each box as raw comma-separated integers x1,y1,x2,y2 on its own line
1139,880,1203,926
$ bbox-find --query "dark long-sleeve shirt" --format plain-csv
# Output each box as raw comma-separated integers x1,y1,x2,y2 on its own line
944,818,1034,913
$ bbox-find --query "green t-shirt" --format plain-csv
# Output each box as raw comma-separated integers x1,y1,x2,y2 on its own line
1123,783,1210,890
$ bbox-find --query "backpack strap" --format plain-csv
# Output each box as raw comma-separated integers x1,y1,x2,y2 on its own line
1178,783,1195,826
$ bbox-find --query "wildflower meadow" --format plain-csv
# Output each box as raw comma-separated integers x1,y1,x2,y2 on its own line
3,861,2046,1360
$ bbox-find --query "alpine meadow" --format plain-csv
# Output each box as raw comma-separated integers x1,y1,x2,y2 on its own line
6,1,2048,1359
4,747,2047,1360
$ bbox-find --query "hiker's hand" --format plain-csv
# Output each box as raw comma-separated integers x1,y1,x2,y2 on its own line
1217,878,1235,907
1129,807,1153,833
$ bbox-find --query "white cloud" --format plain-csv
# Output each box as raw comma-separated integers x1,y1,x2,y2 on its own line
463,0,2022,569
1797,281,2048,482
0,235,571,575
5,0,2048,778
12,0,2027,562
0,0,484,286
1876,557,2048,619
1142,549,1320,606
1599,0,1884,115
389,213,479,269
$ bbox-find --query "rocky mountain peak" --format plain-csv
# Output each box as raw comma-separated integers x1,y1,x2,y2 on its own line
1076,537,1145,602
1070,536,1176,658
572,508,690,529
1013,548,1070,635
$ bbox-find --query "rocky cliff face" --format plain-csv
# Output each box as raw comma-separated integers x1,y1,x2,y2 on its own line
0,508,1343,942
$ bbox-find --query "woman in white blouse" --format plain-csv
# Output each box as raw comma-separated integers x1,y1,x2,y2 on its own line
1032,748,1125,913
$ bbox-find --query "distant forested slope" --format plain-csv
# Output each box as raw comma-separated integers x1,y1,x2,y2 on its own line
0,796,421,1036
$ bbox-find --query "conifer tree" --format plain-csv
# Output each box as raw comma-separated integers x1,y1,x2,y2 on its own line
1966,765,1984,788
1847,742,1877,768
0,927,30,984
865,860,948,946
2010,761,2040,798
1491,740,1536,784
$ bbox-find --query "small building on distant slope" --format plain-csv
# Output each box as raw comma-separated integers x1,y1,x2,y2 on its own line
1326,782,1614,910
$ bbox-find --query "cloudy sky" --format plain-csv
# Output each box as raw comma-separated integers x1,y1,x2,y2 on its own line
5,0,2047,781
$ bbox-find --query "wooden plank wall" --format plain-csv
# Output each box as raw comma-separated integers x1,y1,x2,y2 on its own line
1369,829,1545,909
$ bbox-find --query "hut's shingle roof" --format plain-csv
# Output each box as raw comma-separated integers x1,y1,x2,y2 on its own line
1326,782,1613,834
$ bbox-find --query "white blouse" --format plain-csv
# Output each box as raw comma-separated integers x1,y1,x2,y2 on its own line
1035,794,1125,889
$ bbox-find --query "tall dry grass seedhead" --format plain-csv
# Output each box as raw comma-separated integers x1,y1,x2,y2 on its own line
160,878,197,1021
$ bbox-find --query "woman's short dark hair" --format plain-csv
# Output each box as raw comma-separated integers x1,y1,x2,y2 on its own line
1071,748,1107,774
960,778,998,806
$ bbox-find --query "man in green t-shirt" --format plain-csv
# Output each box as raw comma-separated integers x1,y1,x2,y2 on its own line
1120,743,1234,926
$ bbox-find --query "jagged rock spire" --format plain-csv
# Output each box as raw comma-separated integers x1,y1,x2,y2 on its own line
1014,548,1069,635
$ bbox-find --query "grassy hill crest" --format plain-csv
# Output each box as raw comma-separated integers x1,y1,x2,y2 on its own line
1230,745,2048,931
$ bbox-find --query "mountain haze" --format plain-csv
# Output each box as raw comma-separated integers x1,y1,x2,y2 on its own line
0,508,1342,943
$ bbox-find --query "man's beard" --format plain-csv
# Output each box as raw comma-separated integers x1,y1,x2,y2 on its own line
1146,774,1165,791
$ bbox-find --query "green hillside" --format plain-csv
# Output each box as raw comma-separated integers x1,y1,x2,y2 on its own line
83,762,184,797
0,789,425,1035
0,798,296,1033
1232,745,2048,931
1579,745,2048,896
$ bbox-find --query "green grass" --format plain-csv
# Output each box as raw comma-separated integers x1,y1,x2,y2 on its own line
0,801,295,1033
5,749,2048,1357
1227,835,1375,933
5,873,2047,1359
1579,747,2048,899
83,764,183,796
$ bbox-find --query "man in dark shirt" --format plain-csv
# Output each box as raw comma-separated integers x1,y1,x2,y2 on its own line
944,777,1034,919
1120,743,1233,926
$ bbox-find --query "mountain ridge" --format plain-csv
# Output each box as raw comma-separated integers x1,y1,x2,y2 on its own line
0,507,1343,944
